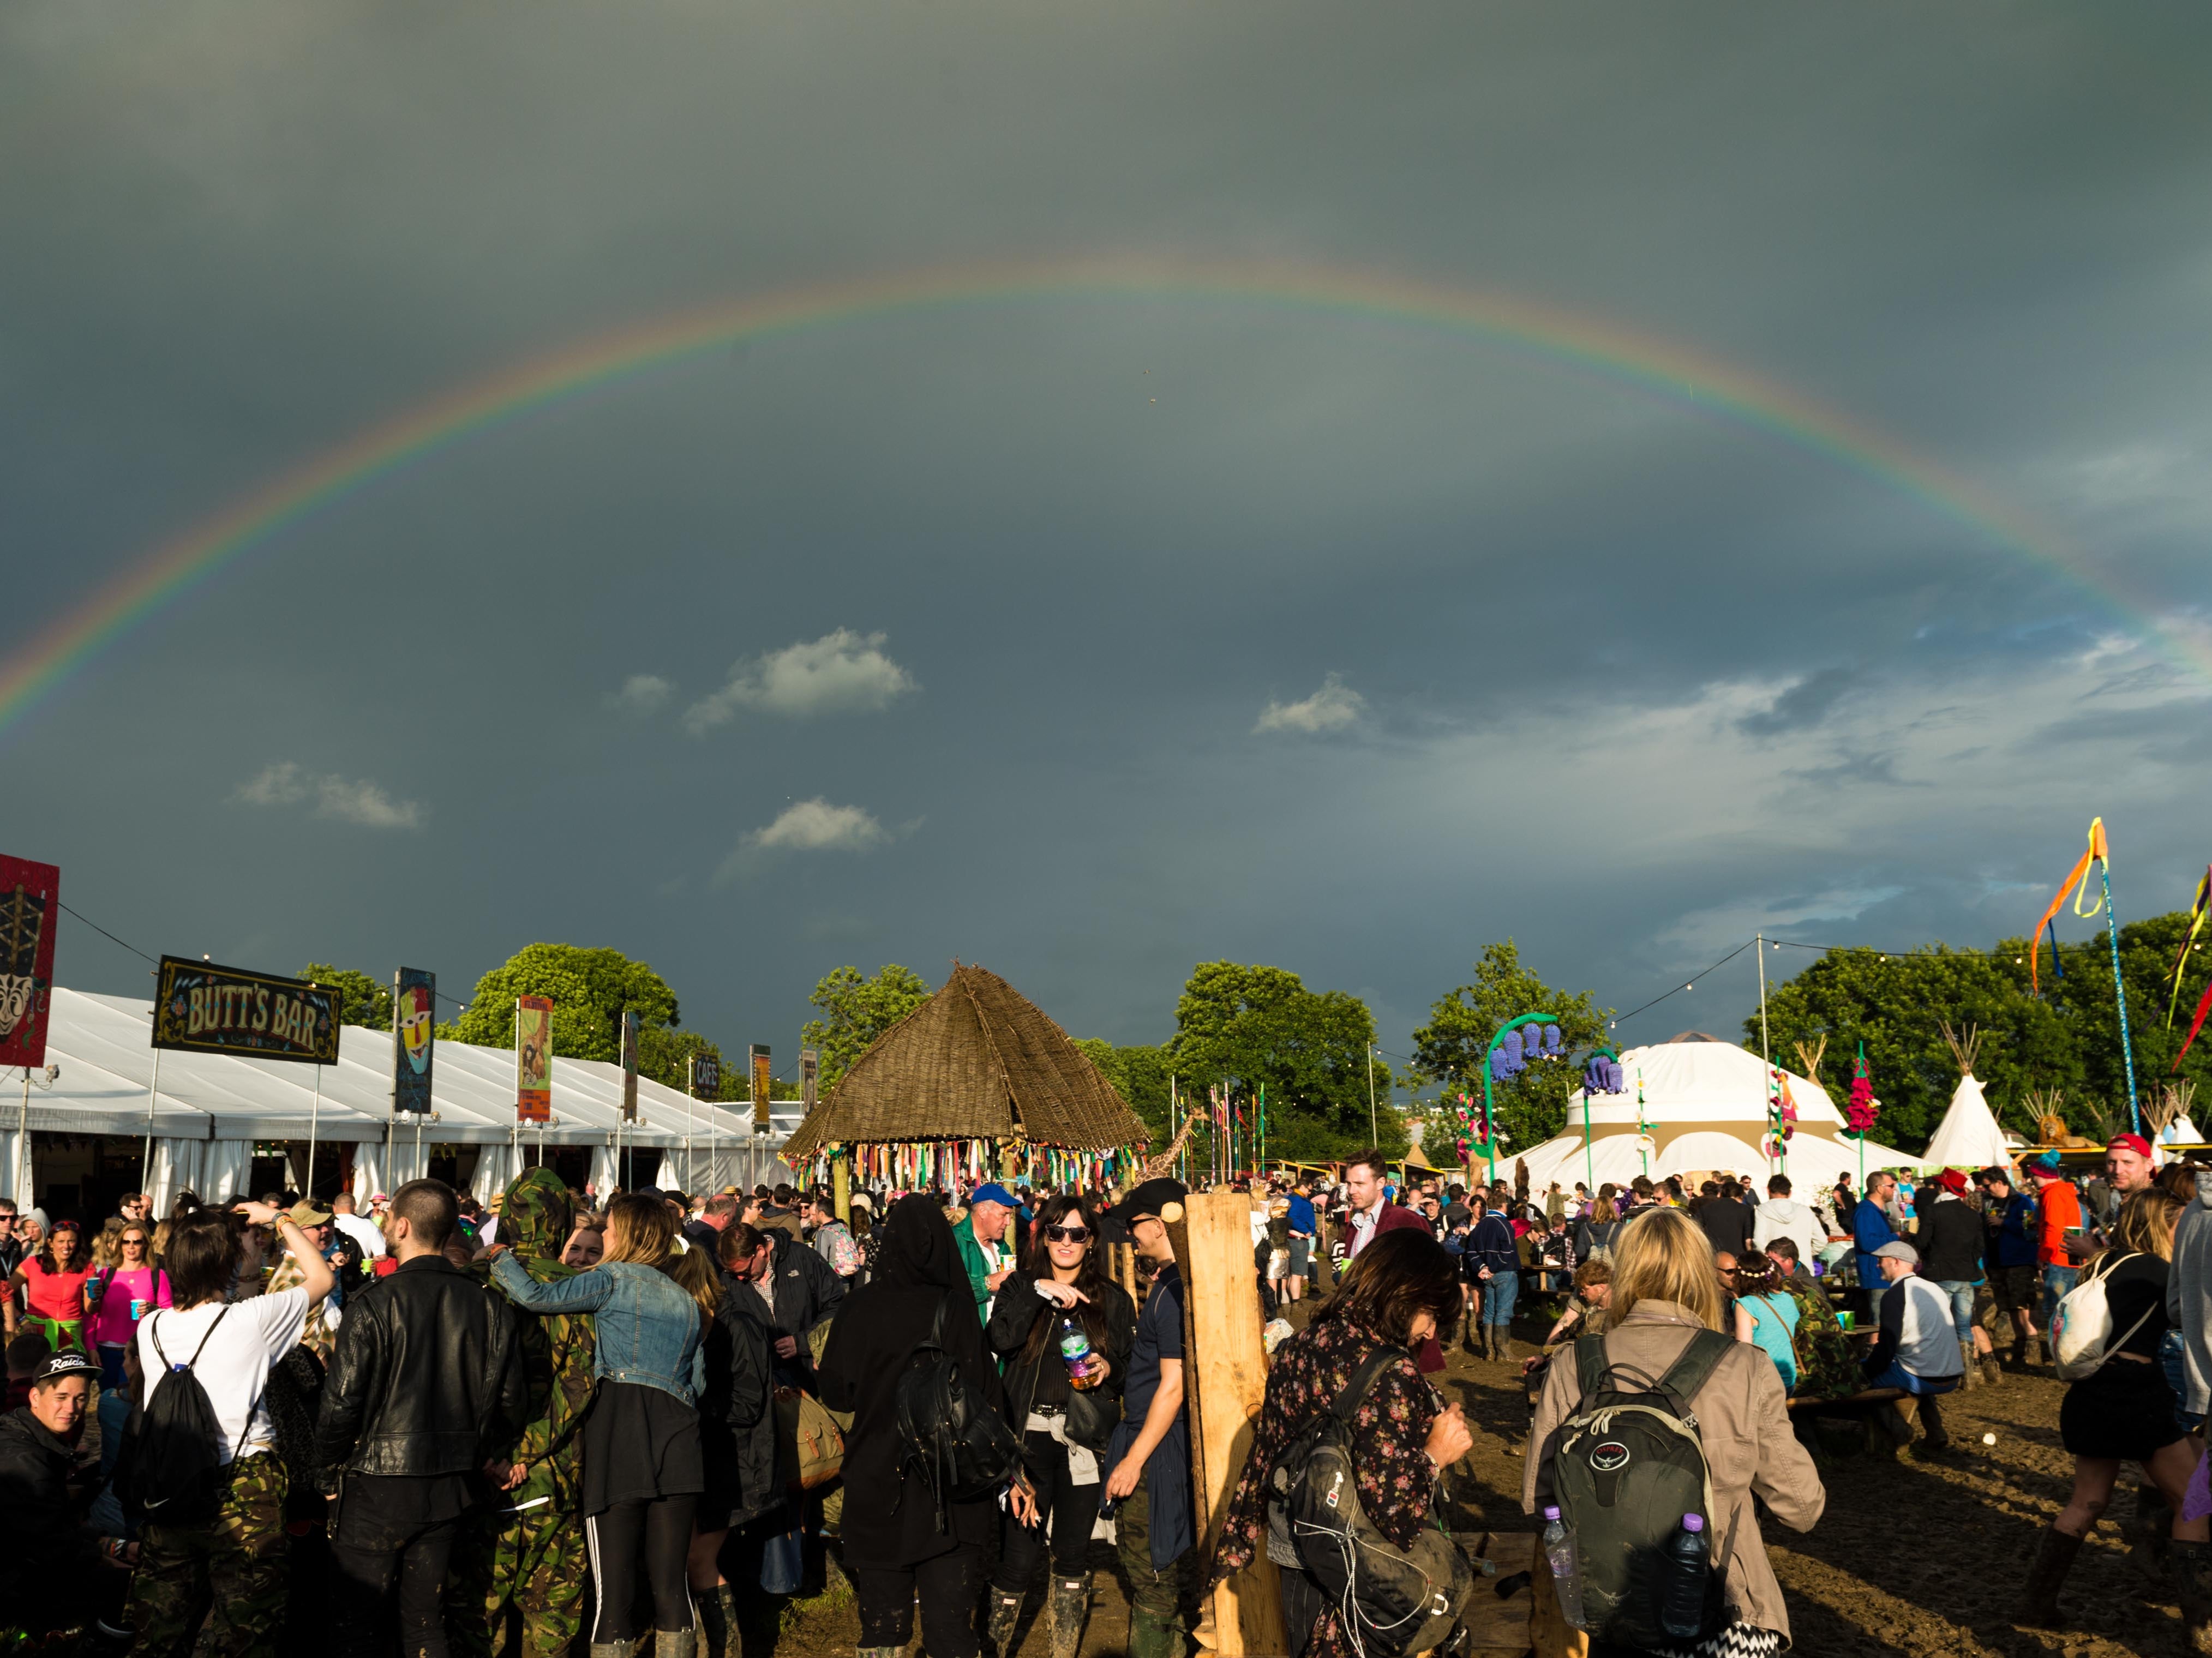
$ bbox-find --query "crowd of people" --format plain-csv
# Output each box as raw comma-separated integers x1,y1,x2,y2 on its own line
0,1128,2205,1657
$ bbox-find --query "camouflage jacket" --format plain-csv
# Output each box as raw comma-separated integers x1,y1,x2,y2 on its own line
476,1171,597,1510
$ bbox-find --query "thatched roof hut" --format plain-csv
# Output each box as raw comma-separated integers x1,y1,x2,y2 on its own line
783,963,1149,1159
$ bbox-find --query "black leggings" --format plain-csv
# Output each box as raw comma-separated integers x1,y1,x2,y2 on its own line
994,1431,1101,1591
855,1546,984,1656
588,1494,699,1642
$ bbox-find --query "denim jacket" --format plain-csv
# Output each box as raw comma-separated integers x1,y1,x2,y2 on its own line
489,1254,705,1407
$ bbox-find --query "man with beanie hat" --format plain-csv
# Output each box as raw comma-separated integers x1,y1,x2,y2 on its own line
2028,1152,2084,1350
452,1168,597,1658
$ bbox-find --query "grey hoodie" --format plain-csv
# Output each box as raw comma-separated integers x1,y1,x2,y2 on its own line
1753,1197,1824,1264
2167,1179,2212,1415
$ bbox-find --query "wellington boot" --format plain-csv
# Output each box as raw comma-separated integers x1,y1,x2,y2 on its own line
1493,1330,1514,1363
1480,1327,1497,1362
1916,1391,1950,1452
656,1629,697,1658
858,1649,905,1658
1980,1348,2005,1387
2171,1539,2212,1654
1960,1342,1981,1389
1050,1573,1090,1658
2016,1527,2084,1628
591,1643,630,1658
1126,1606,1185,1658
696,1584,739,1658
987,1590,1025,1656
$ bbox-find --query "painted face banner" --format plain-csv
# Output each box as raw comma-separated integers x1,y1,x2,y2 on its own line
751,1044,772,1131
620,1008,640,1122
688,1053,721,1100
393,968,435,1115
0,855,59,1070
517,995,552,1122
153,956,340,1064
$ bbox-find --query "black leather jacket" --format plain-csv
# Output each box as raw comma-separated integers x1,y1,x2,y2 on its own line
315,1255,522,1479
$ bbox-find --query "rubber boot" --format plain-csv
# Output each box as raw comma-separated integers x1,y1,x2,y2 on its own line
1917,1391,1950,1452
591,1643,630,1658
696,1584,739,1658
1980,1342,2005,1387
987,1589,1024,1656
1960,1341,1981,1389
1050,1573,1090,1658
2172,1539,2212,1654
1126,1606,1174,1658
2016,1527,2084,1627
657,1629,697,1658
1494,1328,1513,1363
2127,1479,2174,1585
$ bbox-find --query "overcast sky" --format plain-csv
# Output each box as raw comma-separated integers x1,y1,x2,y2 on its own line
8,3,2211,1082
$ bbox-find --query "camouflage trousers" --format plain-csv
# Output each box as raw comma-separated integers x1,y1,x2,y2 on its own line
1112,1474,1200,1633
125,1451,289,1658
449,1500,589,1658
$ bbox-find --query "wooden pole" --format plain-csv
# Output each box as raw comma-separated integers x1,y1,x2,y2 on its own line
1163,1192,1289,1657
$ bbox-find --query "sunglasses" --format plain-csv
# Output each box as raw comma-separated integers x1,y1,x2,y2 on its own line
1042,1224,1093,1244
122,1235,148,1246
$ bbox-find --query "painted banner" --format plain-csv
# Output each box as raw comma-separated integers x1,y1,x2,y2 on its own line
688,1052,721,1100
392,967,435,1115
800,1047,819,1114
153,956,340,1064
751,1043,771,1132
620,1008,641,1122
0,855,59,1071
517,995,552,1122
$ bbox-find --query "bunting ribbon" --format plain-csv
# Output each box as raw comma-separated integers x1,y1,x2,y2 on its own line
2030,817,2109,994
2167,864,2212,1027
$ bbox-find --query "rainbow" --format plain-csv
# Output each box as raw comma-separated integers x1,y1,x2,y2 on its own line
4,255,2199,740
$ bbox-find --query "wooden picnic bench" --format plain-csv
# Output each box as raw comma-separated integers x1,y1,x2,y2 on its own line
1787,1386,1910,1455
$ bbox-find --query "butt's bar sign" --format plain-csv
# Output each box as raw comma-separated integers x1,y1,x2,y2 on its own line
153,956,341,1064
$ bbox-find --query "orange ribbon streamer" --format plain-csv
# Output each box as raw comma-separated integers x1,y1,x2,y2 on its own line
2030,818,2108,996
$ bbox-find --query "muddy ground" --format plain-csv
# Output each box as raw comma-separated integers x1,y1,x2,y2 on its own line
768,1308,2190,1658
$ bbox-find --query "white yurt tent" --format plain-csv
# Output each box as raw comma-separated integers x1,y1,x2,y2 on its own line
1518,1031,1925,1192
1920,1073,2013,1173
7,987,795,1218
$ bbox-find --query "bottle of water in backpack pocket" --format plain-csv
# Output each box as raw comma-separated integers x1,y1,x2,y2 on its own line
1659,1513,1710,1640
1540,1506,1584,1628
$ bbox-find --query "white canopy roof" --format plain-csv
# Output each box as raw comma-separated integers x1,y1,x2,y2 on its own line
1920,1073,2013,1172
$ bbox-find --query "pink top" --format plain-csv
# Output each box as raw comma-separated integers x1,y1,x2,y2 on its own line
90,1264,172,1348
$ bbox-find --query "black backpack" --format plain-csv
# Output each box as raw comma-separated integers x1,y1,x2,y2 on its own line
1266,1344,1473,1658
894,1294,1025,1530
121,1306,235,1523
1551,1329,1731,1650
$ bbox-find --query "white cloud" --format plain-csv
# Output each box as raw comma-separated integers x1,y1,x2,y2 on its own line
235,762,425,830
683,629,917,733
1255,673,1365,735
750,798,890,851
608,673,674,714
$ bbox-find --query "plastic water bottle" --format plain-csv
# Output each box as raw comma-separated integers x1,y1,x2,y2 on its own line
1059,1315,1095,1387
1659,1513,1710,1640
1540,1506,1584,1628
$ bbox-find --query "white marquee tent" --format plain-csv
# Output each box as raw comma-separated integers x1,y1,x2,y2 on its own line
1513,1032,1926,1192
1919,1073,2015,1173
5,988,799,1216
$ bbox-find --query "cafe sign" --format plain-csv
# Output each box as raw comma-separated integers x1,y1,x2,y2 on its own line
153,956,341,1064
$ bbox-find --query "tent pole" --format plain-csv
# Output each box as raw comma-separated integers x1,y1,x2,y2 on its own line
306,1063,321,1201
2099,860,2142,1134
139,1047,163,1195
16,1064,30,1209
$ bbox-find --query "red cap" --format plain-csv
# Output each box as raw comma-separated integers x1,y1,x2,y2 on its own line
2107,1133,2155,1162
1938,1168,1969,1194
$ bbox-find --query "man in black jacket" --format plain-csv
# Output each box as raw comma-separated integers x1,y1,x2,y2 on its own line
0,1349,125,1641
720,1219,844,1383
1914,1167,1997,1387
316,1178,521,1658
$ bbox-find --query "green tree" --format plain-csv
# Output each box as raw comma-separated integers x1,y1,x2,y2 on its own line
303,964,392,1031
446,944,681,1063
1410,940,1611,1158
802,964,932,1089
1074,1040,1174,1142
1164,962,1402,1162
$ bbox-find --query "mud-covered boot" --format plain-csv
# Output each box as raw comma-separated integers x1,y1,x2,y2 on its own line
1960,1341,1981,1389
1980,1343,2005,1387
2172,1539,2212,1654
2016,1527,2084,1627
696,1584,739,1658
657,1629,697,1658
1050,1573,1090,1658
987,1589,1025,1656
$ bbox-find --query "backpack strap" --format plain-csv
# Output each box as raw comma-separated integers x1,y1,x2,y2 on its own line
151,1304,231,1373
1573,1332,1609,1398
1651,1327,1733,1418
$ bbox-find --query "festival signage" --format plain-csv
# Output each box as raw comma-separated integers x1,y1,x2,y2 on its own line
688,1052,720,1100
392,968,435,1115
751,1043,772,1133
620,1009,641,1122
152,956,340,1064
0,855,59,1071
800,1047,819,1114
516,995,552,1122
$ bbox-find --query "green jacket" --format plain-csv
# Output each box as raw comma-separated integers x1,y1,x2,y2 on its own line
951,1214,1010,1325
475,1169,597,1509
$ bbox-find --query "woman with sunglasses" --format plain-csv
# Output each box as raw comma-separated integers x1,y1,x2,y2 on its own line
87,1223,171,1387
984,1194,1137,1658
3,1218,93,1353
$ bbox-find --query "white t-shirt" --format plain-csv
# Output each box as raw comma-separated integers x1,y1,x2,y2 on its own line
134,1288,311,1464
332,1212,388,1259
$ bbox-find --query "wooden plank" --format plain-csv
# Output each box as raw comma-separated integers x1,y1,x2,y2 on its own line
1526,1531,1588,1658
1167,1193,1291,1658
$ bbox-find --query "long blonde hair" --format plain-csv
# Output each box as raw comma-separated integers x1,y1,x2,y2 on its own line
602,1192,676,1268
2115,1188,2187,1263
1609,1208,1725,1332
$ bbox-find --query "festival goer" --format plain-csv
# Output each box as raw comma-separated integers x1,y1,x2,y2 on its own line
954,1182,1021,1323
0,1199,22,1281
1915,1168,1997,1386
1526,1206,1825,1655
1099,1179,1199,1658
4,1218,91,1351
1213,1228,1472,1658
490,1192,708,1658
804,1191,863,1280
1761,1235,1815,1289
2085,1134,2160,1252
2029,1152,2085,1352
1697,1181,1755,1261
1461,1196,1519,1361
1860,1242,1963,1450
819,1195,1028,1658
2169,1160,2212,1431
1570,1194,1621,1265
1976,1166,2042,1365
86,1220,168,1389
985,1193,1135,1658
1764,1239,1859,1401
718,1214,844,1383
696,1224,781,1658
453,1168,598,1658
1733,1253,1802,1393
682,1194,736,1255
2020,1188,2211,1636
123,1201,335,1657
1854,1173,1901,1313
1284,1179,1317,1303
0,1348,125,1642
329,1191,388,1260
562,1220,606,1269
1752,1174,1823,1268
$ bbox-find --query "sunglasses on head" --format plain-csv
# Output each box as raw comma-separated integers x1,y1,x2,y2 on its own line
1042,1224,1092,1244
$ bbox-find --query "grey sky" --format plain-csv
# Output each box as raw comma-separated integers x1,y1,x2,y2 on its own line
7,3,2211,1081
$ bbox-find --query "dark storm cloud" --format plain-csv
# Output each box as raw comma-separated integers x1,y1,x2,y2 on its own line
4,1,2211,1071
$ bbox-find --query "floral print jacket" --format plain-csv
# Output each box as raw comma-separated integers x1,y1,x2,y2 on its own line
1213,1314,1442,1656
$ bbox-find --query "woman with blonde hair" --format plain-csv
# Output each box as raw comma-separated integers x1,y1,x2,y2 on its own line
1527,1206,1823,1655
491,1191,707,1658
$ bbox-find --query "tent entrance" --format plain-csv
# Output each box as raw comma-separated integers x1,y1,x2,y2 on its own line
27,1133,147,1228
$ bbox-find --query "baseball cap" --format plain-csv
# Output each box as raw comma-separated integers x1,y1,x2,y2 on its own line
967,1183,1017,1210
286,1200,333,1227
33,1349,99,1387
1873,1241,1920,1265
2108,1133,2155,1161
1107,1178,1188,1226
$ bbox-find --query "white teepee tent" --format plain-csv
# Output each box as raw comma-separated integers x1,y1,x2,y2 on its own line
1920,1023,2013,1172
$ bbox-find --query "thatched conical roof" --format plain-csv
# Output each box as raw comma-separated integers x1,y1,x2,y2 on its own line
783,963,1149,1157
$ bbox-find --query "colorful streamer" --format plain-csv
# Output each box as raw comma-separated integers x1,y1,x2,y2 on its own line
2030,816,2109,994
2167,865,2212,1027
